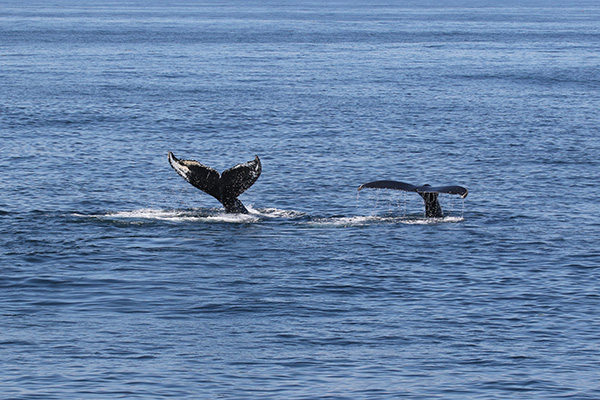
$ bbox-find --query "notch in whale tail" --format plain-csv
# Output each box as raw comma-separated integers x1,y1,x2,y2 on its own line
358,180,468,218
168,152,261,214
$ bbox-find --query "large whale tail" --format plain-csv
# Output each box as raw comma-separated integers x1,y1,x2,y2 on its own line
168,152,261,214
358,180,468,218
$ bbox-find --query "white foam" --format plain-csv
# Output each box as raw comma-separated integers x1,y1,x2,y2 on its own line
306,214,464,227
79,207,302,224
108,209,183,220
101,209,204,222
204,213,260,224
76,209,463,226
399,215,465,225
78,208,212,223
306,215,394,227
247,206,306,219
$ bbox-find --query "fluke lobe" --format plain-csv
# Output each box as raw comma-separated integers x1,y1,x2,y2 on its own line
168,152,261,214
358,180,468,218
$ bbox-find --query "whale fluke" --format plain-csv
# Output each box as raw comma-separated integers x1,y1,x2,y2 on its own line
358,180,468,218
168,152,261,214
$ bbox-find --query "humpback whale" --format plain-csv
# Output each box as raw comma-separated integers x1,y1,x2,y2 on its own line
168,152,261,214
358,180,468,218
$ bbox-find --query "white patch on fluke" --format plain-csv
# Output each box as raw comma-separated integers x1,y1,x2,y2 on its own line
168,154,192,180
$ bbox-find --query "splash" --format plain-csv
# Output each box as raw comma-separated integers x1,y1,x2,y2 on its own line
399,215,464,225
306,214,463,227
75,208,462,226
246,206,306,219
356,190,466,220
77,207,304,224
306,215,393,227
106,209,195,221
103,208,259,223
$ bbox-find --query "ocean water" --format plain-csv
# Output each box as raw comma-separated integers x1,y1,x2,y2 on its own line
1,1,600,398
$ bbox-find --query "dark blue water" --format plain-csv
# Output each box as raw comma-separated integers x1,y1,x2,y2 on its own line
2,1,600,398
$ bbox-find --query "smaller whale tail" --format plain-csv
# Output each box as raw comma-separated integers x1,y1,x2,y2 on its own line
358,180,468,218
168,152,261,214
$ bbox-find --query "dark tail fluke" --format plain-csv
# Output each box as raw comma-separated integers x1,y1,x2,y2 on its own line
358,180,468,218
168,152,261,214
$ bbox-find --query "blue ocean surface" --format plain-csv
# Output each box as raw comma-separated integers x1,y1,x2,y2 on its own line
1,1,600,398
